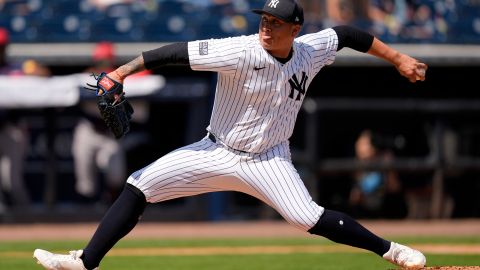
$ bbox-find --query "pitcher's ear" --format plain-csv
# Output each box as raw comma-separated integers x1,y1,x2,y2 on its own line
292,25,301,36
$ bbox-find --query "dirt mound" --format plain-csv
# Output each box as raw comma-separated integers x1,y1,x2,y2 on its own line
422,267,480,270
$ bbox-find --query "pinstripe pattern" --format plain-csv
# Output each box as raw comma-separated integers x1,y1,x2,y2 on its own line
189,28,338,153
127,137,323,231
128,28,339,232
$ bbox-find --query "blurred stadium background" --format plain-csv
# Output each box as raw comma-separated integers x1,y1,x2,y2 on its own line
1,0,480,224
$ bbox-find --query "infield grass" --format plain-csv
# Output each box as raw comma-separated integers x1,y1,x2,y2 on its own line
1,236,479,269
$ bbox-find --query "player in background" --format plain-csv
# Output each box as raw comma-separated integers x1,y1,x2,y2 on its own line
0,27,48,215
72,42,127,206
33,0,428,269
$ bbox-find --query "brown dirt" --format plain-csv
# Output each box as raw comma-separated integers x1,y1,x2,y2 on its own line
1,220,479,269
1,219,480,241
422,268,480,270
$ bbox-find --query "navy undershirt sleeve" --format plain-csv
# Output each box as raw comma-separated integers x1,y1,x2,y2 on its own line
142,42,189,70
332,25,374,52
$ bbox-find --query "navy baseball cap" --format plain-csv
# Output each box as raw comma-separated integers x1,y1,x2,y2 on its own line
252,0,304,25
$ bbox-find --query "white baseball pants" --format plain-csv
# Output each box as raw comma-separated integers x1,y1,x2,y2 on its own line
127,135,323,231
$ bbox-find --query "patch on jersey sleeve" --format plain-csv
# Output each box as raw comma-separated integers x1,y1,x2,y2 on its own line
199,41,209,55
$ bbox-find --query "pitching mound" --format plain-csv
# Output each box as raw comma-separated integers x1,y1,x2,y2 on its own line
421,267,480,270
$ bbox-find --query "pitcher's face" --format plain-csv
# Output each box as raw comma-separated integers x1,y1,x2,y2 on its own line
258,14,301,58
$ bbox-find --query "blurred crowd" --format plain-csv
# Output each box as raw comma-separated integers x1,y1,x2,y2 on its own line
0,0,479,43
0,0,478,221
0,26,151,218
301,0,466,43
0,27,127,217
0,27,49,215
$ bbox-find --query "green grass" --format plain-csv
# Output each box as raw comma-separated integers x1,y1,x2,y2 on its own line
2,236,480,270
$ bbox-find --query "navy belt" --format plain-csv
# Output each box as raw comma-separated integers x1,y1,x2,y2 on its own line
207,133,249,154
208,132,217,143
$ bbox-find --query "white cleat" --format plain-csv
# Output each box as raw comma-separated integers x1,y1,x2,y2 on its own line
383,242,426,269
33,249,98,270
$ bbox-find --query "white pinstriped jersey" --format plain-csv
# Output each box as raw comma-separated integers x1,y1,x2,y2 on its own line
129,29,340,230
188,28,338,153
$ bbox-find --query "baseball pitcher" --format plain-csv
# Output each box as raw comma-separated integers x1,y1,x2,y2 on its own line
34,0,428,269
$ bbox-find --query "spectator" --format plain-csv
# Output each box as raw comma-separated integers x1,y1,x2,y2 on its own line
298,0,324,33
324,0,372,28
22,59,51,77
72,42,126,206
349,130,406,218
369,0,408,41
0,27,31,215
400,1,446,42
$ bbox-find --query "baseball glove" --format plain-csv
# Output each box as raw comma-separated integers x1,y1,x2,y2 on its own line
85,72,134,139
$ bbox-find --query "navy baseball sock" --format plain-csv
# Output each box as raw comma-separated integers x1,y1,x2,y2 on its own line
308,209,391,256
81,184,147,270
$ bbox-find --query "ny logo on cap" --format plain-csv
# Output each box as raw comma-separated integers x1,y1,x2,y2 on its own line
268,0,280,8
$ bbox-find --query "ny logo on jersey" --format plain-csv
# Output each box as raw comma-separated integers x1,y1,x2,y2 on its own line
288,72,308,101
268,0,280,8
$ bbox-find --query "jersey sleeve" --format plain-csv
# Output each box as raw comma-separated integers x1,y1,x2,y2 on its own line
188,36,246,74
296,28,338,72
